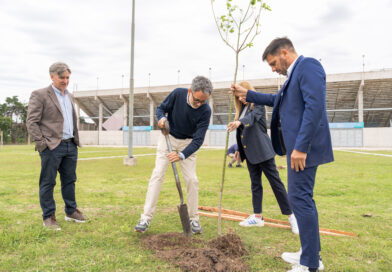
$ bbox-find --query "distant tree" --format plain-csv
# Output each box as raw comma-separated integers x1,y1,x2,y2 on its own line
0,103,7,116
211,0,270,235
0,116,12,143
4,96,27,122
1,96,28,143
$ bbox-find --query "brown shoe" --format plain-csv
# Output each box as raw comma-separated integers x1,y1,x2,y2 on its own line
43,214,61,231
65,208,86,223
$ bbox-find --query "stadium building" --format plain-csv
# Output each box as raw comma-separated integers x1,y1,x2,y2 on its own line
73,69,392,148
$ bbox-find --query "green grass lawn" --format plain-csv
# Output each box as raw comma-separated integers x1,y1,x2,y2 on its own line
1,145,391,271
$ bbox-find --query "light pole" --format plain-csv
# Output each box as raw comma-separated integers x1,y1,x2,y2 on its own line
177,69,180,84
125,0,136,164
121,74,124,89
358,54,365,124
362,54,365,73
209,67,212,80
242,65,245,81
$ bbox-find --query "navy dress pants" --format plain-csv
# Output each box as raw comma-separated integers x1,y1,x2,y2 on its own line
246,158,292,215
39,141,78,220
287,165,320,269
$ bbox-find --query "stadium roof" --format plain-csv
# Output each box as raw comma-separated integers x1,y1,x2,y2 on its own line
73,69,392,128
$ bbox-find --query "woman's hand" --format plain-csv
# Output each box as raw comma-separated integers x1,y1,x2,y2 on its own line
227,121,242,132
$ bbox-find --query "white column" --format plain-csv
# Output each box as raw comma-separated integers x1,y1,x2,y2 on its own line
150,100,154,128
99,103,103,131
209,96,214,125
123,100,128,127
358,80,364,123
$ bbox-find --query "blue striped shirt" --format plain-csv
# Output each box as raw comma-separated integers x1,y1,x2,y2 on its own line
52,85,74,140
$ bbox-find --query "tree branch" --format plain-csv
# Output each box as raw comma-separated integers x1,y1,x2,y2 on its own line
211,0,236,51
239,2,263,51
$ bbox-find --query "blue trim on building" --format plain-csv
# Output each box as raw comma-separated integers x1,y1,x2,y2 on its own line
329,122,364,128
122,126,153,131
208,124,227,130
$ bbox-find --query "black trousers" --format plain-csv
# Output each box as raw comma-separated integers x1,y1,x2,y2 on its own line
246,158,292,215
39,141,78,220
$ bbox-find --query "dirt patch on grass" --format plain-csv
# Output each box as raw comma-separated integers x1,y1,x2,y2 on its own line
141,232,249,272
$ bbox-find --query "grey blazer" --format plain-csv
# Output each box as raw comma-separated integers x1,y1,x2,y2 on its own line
236,104,275,164
26,85,80,152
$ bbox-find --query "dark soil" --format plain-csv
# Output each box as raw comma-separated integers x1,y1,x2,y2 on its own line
141,232,249,272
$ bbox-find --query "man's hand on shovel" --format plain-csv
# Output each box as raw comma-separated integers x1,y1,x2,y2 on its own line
159,118,180,162
167,152,180,162
159,117,192,237
158,117,169,134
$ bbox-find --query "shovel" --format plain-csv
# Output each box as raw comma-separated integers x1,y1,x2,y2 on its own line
161,120,192,237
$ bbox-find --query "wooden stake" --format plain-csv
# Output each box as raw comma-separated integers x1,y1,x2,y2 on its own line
198,206,358,237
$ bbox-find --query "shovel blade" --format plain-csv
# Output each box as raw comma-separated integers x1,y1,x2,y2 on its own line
178,204,192,237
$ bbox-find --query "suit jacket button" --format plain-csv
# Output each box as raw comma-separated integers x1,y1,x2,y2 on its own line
241,136,243,138
243,145,247,148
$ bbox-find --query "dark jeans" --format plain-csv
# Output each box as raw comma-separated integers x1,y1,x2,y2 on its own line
39,141,78,220
287,166,320,269
246,158,292,215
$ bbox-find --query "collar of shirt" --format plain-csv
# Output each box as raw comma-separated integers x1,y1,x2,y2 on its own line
51,84,74,140
239,104,249,120
287,56,299,78
186,91,191,106
186,90,198,109
52,84,69,96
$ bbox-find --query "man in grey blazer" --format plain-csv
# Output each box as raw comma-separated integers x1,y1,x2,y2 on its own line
27,62,85,230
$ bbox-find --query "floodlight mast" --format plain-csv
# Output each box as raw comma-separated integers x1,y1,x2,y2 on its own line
128,0,135,158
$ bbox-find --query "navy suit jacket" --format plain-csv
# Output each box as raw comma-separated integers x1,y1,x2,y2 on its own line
246,56,334,168
236,104,275,165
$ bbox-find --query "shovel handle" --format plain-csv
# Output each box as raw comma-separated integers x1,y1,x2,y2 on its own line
164,134,184,205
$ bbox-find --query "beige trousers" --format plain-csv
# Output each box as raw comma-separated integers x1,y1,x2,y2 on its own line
141,133,199,221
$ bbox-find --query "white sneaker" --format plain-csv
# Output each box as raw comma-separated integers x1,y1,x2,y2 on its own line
287,264,314,272
288,214,299,234
239,214,264,227
282,249,324,270
134,218,150,233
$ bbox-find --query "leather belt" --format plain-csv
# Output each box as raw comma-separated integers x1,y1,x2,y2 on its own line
61,138,74,143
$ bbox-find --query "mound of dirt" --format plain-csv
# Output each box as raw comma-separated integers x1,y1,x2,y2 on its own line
141,232,249,272
208,233,248,258
141,232,201,251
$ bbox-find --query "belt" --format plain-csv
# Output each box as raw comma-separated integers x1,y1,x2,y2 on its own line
61,138,74,143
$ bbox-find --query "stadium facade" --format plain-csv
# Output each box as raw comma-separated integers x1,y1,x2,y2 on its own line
73,70,392,148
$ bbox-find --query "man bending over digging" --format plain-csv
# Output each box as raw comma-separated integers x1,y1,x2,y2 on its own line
135,75,213,234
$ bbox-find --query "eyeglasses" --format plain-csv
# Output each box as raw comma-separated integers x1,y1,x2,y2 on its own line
190,91,207,105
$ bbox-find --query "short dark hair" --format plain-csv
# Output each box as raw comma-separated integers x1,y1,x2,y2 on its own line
262,37,296,61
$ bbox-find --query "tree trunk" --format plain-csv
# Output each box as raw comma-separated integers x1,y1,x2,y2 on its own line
218,51,239,236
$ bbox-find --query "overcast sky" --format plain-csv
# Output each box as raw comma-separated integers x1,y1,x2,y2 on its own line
1,0,391,104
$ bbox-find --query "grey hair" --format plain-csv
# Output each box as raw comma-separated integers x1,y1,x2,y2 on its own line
190,76,213,95
49,62,71,75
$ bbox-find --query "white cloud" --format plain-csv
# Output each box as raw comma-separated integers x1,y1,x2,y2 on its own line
0,0,391,103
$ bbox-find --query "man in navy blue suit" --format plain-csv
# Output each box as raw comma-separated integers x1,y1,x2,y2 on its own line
231,37,334,272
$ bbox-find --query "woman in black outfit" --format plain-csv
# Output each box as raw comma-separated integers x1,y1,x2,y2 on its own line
227,81,298,233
